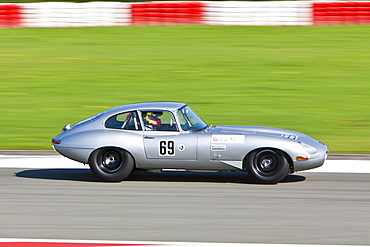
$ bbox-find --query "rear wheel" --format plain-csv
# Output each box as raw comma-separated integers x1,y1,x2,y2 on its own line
246,149,289,184
89,148,134,182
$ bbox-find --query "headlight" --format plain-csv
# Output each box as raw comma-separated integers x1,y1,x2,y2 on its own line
300,142,318,155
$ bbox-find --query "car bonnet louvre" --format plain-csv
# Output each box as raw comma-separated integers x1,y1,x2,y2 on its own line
220,129,256,135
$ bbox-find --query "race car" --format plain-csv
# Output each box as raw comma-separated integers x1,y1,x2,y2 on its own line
52,102,328,183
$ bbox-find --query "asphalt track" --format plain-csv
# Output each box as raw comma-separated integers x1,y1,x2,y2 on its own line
1,155,370,246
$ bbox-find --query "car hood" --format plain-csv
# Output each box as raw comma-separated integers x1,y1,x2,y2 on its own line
214,125,309,139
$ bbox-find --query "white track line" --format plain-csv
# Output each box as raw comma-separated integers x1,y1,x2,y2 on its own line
0,155,88,169
1,156,370,173
310,160,370,173
0,238,369,247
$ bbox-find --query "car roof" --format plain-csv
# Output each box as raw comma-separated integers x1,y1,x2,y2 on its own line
105,102,187,115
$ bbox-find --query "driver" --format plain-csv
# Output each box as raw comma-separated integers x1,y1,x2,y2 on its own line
143,112,162,130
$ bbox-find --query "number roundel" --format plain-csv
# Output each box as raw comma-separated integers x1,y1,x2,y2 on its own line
159,140,175,156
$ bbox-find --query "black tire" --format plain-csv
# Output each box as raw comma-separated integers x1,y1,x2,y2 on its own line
89,148,134,182
246,149,289,184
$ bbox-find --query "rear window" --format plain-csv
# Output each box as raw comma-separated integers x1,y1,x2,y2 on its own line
105,111,142,131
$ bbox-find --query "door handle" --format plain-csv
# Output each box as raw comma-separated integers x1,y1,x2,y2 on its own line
144,136,155,139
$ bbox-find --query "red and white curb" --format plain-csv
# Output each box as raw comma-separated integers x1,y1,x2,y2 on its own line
1,155,370,173
0,239,369,247
1,1,370,28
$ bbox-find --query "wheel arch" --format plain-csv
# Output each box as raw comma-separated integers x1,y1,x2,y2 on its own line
243,147,294,173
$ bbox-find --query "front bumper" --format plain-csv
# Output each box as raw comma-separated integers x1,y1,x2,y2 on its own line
293,147,328,172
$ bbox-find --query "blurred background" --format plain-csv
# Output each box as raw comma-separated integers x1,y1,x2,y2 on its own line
1,1,370,152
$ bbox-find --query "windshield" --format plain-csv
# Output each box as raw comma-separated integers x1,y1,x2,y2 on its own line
176,106,208,131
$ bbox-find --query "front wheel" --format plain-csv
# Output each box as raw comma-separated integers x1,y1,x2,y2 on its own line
89,148,134,182
246,149,289,184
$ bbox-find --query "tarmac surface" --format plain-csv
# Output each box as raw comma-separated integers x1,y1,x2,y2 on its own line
1,151,370,246
0,168,370,245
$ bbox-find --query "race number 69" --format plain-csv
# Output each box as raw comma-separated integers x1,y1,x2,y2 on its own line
159,140,175,156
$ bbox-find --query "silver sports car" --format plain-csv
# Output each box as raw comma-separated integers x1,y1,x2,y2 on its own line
52,102,328,183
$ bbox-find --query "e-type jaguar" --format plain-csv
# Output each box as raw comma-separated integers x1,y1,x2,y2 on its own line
52,102,328,183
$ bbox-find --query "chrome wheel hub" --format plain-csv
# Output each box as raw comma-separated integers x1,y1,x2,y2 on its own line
99,149,123,173
261,158,273,169
105,155,117,166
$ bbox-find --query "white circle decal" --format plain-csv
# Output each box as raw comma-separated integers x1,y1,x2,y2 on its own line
178,144,185,151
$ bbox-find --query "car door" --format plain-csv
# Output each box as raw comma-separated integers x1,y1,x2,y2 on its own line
141,111,197,160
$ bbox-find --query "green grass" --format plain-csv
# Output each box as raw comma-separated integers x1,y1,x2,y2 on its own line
1,26,370,152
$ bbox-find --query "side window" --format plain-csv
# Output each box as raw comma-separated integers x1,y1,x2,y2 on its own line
105,111,142,131
141,111,178,131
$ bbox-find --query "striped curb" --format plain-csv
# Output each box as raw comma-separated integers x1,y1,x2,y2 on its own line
1,1,370,28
